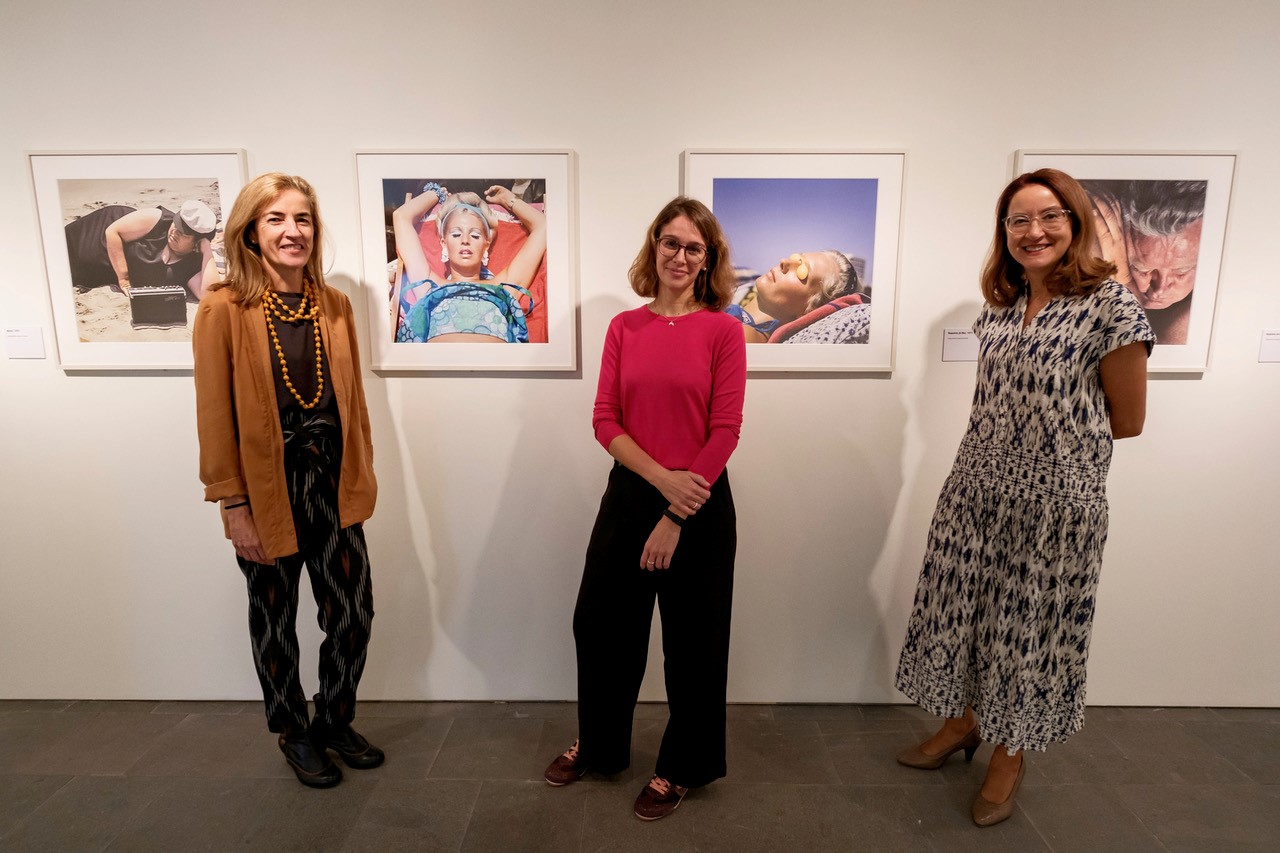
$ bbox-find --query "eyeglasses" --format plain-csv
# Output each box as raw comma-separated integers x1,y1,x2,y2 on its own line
1003,209,1072,234
780,253,810,283
656,236,708,264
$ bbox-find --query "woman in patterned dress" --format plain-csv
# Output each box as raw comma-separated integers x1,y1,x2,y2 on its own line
893,169,1154,826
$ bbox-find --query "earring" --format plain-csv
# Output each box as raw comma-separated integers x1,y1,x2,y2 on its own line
441,246,449,264
482,249,490,267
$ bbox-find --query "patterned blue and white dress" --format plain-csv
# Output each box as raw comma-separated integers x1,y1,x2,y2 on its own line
895,279,1155,752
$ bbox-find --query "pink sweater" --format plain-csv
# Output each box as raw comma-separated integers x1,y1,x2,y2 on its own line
593,306,747,483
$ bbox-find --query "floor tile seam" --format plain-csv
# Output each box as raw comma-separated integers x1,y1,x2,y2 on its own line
575,786,591,853
66,701,163,713
4,714,90,774
338,778,404,851
115,714,196,777
1024,782,1172,853
1105,782,1177,853
1097,724,1156,763
1012,791,1061,852
1178,719,1276,784
819,722,921,742
710,780,909,790
426,772,547,782
82,775,172,853
0,773,77,843
456,779,510,853
1101,783,1179,853
422,714,459,779
1207,707,1280,721
149,705,252,716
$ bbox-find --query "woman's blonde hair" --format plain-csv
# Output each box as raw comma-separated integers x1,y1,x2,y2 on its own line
214,172,329,305
628,196,735,311
805,250,861,314
434,192,498,241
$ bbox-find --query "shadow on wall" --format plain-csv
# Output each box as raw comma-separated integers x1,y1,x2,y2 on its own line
870,301,984,700
437,294,610,699
335,273,436,699
360,284,622,700
721,357,909,702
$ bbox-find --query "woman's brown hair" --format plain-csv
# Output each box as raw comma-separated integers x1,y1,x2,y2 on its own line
979,168,1116,307
213,172,329,305
628,196,735,311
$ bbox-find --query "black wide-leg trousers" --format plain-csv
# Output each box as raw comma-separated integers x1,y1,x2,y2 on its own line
573,462,736,789
236,411,375,737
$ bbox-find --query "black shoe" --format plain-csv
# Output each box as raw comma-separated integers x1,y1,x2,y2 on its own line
278,733,342,788
314,724,385,769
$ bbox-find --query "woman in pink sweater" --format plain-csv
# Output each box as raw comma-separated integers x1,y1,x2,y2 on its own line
543,197,747,821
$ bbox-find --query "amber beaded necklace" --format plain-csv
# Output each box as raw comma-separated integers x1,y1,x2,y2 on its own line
262,277,325,409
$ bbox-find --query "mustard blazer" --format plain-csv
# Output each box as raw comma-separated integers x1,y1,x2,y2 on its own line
193,284,377,559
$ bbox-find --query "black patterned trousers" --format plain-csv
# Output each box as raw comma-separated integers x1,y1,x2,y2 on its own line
236,410,375,737
573,463,736,789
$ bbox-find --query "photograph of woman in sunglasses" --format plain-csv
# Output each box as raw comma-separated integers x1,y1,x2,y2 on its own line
712,177,875,344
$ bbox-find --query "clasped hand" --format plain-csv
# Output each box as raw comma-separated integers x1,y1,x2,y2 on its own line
639,470,711,572
655,470,710,518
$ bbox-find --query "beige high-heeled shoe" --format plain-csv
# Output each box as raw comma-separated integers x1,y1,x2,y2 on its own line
972,753,1025,827
895,725,981,769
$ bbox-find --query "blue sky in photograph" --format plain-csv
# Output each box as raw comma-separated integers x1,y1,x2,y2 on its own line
713,177,878,285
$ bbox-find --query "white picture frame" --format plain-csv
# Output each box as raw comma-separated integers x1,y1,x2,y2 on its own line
29,149,247,371
355,150,578,372
682,149,905,372
1016,150,1237,373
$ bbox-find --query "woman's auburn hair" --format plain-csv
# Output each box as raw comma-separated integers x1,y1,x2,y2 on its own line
628,196,735,311
979,168,1117,307
213,172,328,305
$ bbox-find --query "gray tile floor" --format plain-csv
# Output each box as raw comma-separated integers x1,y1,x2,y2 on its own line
1,701,1277,852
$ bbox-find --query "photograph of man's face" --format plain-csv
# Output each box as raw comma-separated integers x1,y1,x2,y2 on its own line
1081,179,1207,345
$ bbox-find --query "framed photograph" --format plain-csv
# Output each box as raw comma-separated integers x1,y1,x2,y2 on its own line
29,150,246,371
682,149,905,372
355,150,577,372
1016,150,1237,372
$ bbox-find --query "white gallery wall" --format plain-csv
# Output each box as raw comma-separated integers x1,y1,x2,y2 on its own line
2,0,1277,706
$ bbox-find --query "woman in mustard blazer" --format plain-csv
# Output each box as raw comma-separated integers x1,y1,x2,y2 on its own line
193,173,381,788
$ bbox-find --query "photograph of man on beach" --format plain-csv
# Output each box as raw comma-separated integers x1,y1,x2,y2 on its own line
58,176,226,342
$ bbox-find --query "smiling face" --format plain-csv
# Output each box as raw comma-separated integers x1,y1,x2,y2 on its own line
654,215,707,300
1005,184,1073,286
253,189,314,278
1126,218,1201,309
442,210,491,275
755,251,838,322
